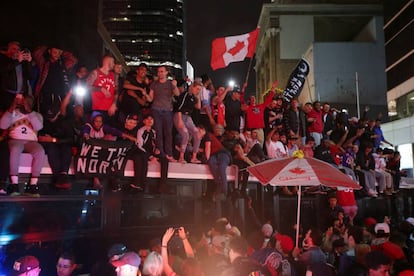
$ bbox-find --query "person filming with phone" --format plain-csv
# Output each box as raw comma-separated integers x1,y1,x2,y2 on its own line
0,41,33,113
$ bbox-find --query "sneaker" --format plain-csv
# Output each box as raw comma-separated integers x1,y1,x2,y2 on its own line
92,177,103,190
111,181,122,192
9,184,20,196
24,184,40,197
130,183,144,192
166,155,177,162
0,188,7,195
367,189,378,198
178,158,187,164
55,174,72,190
190,158,202,164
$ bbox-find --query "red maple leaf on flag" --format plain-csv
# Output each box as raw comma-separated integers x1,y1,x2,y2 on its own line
227,40,245,56
289,167,306,175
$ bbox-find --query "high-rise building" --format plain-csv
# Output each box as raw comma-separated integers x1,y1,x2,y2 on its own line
100,0,185,77
381,0,414,175
384,0,414,120
255,2,387,117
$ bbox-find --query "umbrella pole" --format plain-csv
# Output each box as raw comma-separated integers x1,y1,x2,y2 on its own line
295,185,302,248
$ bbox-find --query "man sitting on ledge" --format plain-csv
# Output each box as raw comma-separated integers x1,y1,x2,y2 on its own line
0,94,45,197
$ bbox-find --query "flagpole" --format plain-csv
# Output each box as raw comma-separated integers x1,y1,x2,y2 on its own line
356,72,361,119
295,185,302,248
244,56,254,86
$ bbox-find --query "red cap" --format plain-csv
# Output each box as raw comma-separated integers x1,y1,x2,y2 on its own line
11,256,39,276
364,217,377,227
275,233,294,253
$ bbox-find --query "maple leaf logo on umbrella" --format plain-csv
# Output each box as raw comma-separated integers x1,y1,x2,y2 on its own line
228,40,245,56
289,167,306,175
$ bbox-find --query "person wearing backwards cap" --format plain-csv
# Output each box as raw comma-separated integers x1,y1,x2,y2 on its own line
90,243,128,276
11,255,41,276
371,222,406,262
111,251,141,276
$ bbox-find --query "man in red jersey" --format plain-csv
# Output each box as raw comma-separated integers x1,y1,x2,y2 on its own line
245,81,277,145
87,55,117,124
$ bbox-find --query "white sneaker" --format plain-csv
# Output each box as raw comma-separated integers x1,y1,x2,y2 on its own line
367,189,378,197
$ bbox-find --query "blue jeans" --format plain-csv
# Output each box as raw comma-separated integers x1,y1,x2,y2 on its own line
173,113,201,154
208,151,231,194
152,108,173,157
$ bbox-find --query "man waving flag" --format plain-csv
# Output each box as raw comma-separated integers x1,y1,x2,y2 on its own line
211,28,259,70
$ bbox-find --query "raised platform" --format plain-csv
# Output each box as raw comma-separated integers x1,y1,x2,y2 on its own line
17,153,242,182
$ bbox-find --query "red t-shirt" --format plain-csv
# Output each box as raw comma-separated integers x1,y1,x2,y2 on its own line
336,188,356,206
245,91,274,129
307,109,323,133
91,69,116,111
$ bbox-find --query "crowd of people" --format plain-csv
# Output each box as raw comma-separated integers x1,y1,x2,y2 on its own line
7,212,414,275
0,40,413,275
0,41,404,201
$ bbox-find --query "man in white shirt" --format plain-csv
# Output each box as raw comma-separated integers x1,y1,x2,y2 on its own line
266,128,287,159
0,94,45,196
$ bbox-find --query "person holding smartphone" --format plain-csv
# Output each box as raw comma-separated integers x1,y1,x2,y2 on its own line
0,41,33,112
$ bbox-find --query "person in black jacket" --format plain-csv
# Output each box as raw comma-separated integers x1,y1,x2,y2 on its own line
355,143,385,197
283,98,307,145
0,41,33,112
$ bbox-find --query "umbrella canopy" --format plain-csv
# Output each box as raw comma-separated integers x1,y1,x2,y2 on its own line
247,156,360,190
247,154,360,248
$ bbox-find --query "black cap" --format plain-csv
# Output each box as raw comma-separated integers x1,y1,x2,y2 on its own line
126,114,139,121
137,62,148,69
232,86,241,93
107,243,128,258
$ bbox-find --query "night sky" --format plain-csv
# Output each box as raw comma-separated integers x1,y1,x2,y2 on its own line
187,0,269,91
0,0,267,92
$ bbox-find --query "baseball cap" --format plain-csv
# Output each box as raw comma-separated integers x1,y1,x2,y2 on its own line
275,233,294,254
374,223,390,234
261,224,273,237
193,77,203,86
364,217,377,227
11,255,39,276
137,62,148,69
111,252,141,268
349,117,359,123
406,217,414,226
232,87,241,93
107,243,128,258
126,114,139,121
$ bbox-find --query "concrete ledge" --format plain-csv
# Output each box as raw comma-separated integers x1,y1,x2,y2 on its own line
17,153,241,182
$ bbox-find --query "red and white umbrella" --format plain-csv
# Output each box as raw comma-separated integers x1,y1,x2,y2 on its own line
247,152,360,247
247,155,360,189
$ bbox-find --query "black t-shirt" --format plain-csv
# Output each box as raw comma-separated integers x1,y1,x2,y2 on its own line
225,96,243,132
175,91,197,114
120,76,149,115
42,61,67,96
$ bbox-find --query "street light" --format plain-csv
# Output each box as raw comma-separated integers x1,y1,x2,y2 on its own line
228,80,235,88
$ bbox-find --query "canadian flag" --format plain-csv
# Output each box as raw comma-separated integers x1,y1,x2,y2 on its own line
210,28,259,71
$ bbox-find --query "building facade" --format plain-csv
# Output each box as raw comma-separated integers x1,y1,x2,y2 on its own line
380,0,414,174
255,2,387,118
100,0,185,77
